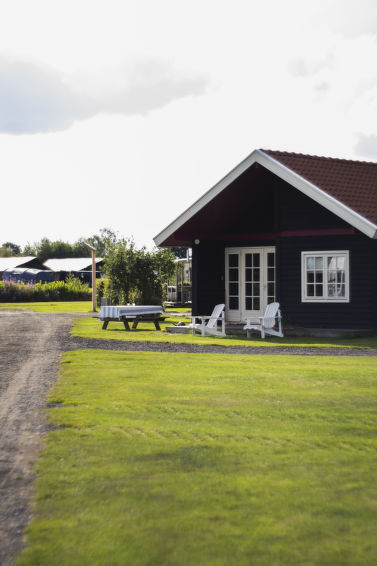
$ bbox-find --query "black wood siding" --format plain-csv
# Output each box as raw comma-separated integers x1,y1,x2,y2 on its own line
192,242,225,315
279,235,377,329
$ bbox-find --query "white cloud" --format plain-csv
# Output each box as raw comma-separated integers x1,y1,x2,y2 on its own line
0,57,207,134
288,55,333,78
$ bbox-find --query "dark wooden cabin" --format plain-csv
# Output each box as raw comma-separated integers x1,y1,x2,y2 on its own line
154,149,377,332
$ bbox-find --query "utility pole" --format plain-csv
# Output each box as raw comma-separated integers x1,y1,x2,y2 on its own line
83,242,97,312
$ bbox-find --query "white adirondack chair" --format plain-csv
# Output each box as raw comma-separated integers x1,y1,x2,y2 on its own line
243,302,283,339
189,303,226,336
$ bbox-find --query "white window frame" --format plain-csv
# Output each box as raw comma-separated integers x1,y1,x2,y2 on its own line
301,251,350,303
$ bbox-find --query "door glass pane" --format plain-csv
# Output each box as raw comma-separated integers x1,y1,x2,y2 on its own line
229,254,239,268
229,282,238,295
244,253,262,312
267,253,275,267
227,253,240,311
229,268,239,282
229,297,239,310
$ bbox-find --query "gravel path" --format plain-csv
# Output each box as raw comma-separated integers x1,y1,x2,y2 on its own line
1,310,376,565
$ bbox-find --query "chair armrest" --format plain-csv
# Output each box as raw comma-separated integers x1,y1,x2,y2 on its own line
245,317,262,325
193,315,224,322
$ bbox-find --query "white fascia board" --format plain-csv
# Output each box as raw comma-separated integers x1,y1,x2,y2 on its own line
154,149,377,246
258,151,377,239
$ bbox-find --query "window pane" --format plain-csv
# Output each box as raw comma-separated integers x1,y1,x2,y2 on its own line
337,257,345,270
253,283,260,296
229,268,238,281
245,269,252,282
306,257,315,270
337,284,345,297
315,257,323,270
229,297,239,310
336,271,344,283
328,284,336,297
307,284,314,296
268,283,275,297
315,272,323,283
245,254,252,268
268,267,274,282
307,271,314,283
315,284,323,296
253,254,260,267
229,283,238,295
245,297,252,310
327,257,336,270
252,268,260,281
253,298,260,310
229,254,238,268
245,283,252,296
267,253,275,267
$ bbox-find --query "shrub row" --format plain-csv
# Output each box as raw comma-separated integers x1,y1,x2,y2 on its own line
0,277,91,302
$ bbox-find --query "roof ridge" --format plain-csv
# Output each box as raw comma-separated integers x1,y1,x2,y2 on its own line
261,149,377,167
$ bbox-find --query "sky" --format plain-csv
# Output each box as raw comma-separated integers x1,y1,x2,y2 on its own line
1,0,377,250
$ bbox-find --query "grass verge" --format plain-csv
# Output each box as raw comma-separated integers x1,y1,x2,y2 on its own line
0,301,93,313
17,350,377,566
73,315,377,349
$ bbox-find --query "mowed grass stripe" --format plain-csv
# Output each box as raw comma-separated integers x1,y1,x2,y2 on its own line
17,351,377,566
72,315,377,349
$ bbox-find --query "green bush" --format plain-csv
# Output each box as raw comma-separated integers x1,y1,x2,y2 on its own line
0,277,91,302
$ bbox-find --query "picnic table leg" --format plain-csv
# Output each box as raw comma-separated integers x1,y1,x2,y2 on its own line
122,318,131,331
102,321,109,330
154,320,161,330
132,319,139,329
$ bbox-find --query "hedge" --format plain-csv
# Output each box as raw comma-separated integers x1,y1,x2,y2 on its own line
0,278,91,302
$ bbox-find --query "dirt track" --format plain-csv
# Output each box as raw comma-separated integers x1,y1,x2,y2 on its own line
0,311,74,566
1,310,377,566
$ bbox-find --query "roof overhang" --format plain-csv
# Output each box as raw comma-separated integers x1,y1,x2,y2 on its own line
154,149,377,246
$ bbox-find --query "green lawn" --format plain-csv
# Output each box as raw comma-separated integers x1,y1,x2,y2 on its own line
0,301,93,313
73,314,377,349
17,350,377,565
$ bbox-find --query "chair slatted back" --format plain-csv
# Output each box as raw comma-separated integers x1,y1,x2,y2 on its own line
263,302,280,328
207,303,225,328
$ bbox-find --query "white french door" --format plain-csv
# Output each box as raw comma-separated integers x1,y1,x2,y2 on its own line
225,247,276,322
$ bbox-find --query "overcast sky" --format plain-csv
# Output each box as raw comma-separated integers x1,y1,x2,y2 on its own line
1,0,377,249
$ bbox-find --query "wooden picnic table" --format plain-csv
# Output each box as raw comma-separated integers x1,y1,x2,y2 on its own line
98,305,166,331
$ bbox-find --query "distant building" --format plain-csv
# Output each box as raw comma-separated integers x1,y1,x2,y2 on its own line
43,257,104,283
0,257,46,280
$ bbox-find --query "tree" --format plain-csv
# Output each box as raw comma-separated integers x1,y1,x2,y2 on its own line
83,228,122,257
103,241,136,304
0,242,21,257
103,242,176,305
24,238,90,262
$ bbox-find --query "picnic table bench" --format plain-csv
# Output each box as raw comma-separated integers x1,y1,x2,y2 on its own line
98,305,166,331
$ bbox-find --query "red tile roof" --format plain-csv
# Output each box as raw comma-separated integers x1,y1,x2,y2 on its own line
262,150,377,227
